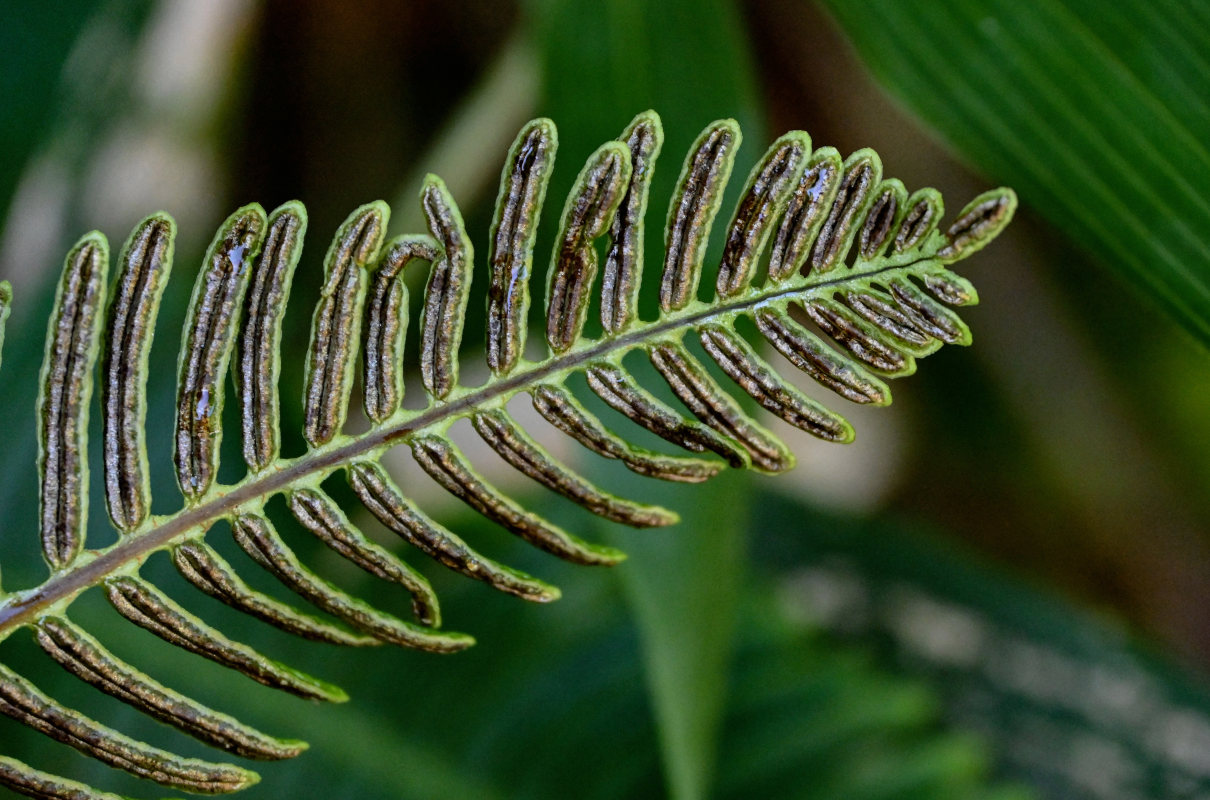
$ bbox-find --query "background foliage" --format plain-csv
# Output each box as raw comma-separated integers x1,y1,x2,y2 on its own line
2,1,1210,798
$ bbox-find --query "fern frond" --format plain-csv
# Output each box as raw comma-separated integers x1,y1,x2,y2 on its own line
0,111,1015,797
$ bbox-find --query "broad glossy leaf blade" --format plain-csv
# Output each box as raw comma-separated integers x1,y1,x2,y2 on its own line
821,0,1210,348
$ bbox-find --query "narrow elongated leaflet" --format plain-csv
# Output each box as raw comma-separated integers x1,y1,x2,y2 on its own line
699,325,854,442
648,341,793,472
363,236,436,423
473,408,678,526
937,190,1017,262
768,148,842,281
349,461,560,602
804,299,916,375
546,142,632,352
858,180,907,260
586,361,747,466
173,542,375,646
487,118,557,375
602,111,662,333
288,488,440,626
239,202,306,471
892,189,944,254
35,617,304,761
0,663,256,793
102,215,174,532
38,234,108,569
923,270,978,306
419,177,472,400
715,131,810,298
411,436,626,565
176,205,267,500
888,278,971,345
811,150,881,272
530,383,720,482
303,203,387,446
231,514,470,652
0,755,125,800
660,120,741,311
842,290,939,354
756,308,891,405
105,577,346,702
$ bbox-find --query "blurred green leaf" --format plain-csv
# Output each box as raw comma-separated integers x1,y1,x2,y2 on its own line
755,491,1210,799
820,0,1210,348
0,2,96,223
